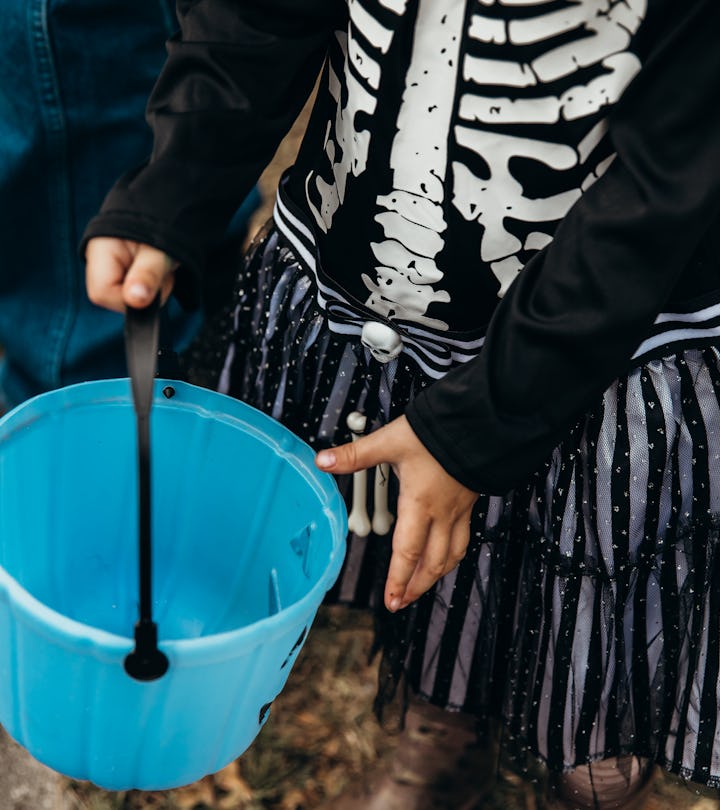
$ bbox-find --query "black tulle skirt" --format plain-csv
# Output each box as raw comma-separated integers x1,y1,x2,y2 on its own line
186,225,720,786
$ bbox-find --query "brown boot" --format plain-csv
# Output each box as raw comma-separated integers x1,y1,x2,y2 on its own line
546,759,657,810
316,696,492,810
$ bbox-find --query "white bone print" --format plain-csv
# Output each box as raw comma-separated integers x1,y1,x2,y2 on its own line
307,1,406,233
300,0,648,331
307,41,377,233
455,0,647,296
365,0,465,330
346,412,371,537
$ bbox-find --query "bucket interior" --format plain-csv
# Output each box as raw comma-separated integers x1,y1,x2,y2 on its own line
0,384,339,641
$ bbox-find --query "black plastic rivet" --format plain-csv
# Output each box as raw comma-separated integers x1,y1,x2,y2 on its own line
162,386,175,399
124,620,169,682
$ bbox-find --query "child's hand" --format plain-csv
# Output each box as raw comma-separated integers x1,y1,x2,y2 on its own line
85,237,177,313
316,415,478,613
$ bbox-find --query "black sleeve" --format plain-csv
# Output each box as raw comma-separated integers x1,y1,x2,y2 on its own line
81,0,340,303
406,0,720,495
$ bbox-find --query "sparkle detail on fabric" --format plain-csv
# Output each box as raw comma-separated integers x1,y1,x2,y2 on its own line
196,229,720,786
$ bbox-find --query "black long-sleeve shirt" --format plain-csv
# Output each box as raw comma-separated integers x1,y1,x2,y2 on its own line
84,0,720,494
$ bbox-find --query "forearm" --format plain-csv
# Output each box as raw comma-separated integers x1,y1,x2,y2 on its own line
82,0,341,301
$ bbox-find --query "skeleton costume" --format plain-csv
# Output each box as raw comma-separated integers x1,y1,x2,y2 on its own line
84,0,720,787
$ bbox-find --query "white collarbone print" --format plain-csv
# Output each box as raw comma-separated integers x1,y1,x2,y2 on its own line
301,0,647,334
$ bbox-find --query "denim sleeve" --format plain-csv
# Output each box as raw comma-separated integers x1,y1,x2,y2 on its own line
406,0,720,495
82,0,340,304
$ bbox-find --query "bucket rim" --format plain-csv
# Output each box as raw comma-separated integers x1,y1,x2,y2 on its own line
0,378,347,664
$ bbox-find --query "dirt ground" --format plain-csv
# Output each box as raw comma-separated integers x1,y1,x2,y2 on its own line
61,605,720,810
62,607,389,810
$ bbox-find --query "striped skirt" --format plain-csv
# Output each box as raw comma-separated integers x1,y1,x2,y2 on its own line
187,225,720,786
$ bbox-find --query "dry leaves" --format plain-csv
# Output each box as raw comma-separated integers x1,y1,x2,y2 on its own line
63,607,394,810
60,605,720,810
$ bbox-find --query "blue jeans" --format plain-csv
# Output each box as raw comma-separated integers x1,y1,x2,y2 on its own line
0,0,257,407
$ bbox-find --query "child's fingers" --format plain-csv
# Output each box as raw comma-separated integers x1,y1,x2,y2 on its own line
123,244,177,308
316,426,391,474
383,499,430,612
315,415,478,612
158,271,176,308
443,518,470,578
85,238,176,312
399,519,450,607
85,237,133,313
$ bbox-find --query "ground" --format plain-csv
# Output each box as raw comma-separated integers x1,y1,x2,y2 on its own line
59,606,720,810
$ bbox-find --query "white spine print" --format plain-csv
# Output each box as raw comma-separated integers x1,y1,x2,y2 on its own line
366,0,465,329
455,0,647,297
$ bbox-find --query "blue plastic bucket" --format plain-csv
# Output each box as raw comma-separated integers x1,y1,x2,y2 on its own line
0,379,346,790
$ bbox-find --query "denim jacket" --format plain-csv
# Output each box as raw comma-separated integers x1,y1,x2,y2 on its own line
0,0,197,406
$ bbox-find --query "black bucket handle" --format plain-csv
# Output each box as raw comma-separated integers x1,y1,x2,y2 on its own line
123,295,169,682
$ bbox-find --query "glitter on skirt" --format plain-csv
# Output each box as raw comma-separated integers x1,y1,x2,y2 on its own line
185,224,720,787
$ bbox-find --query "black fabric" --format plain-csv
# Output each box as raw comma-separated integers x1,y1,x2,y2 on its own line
195,230,720,783
406,0,720,492
84,0,720,497
81,0,343,305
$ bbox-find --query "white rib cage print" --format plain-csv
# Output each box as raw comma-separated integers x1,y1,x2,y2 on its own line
454,0,646,298
306,0,408,235
305,0,647,331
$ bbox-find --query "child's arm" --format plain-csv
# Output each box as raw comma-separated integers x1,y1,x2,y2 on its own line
405,0,720,495
84,0,340,312
320,0,720,611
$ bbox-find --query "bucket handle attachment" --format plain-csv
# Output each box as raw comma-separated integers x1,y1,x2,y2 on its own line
123,295,169,682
